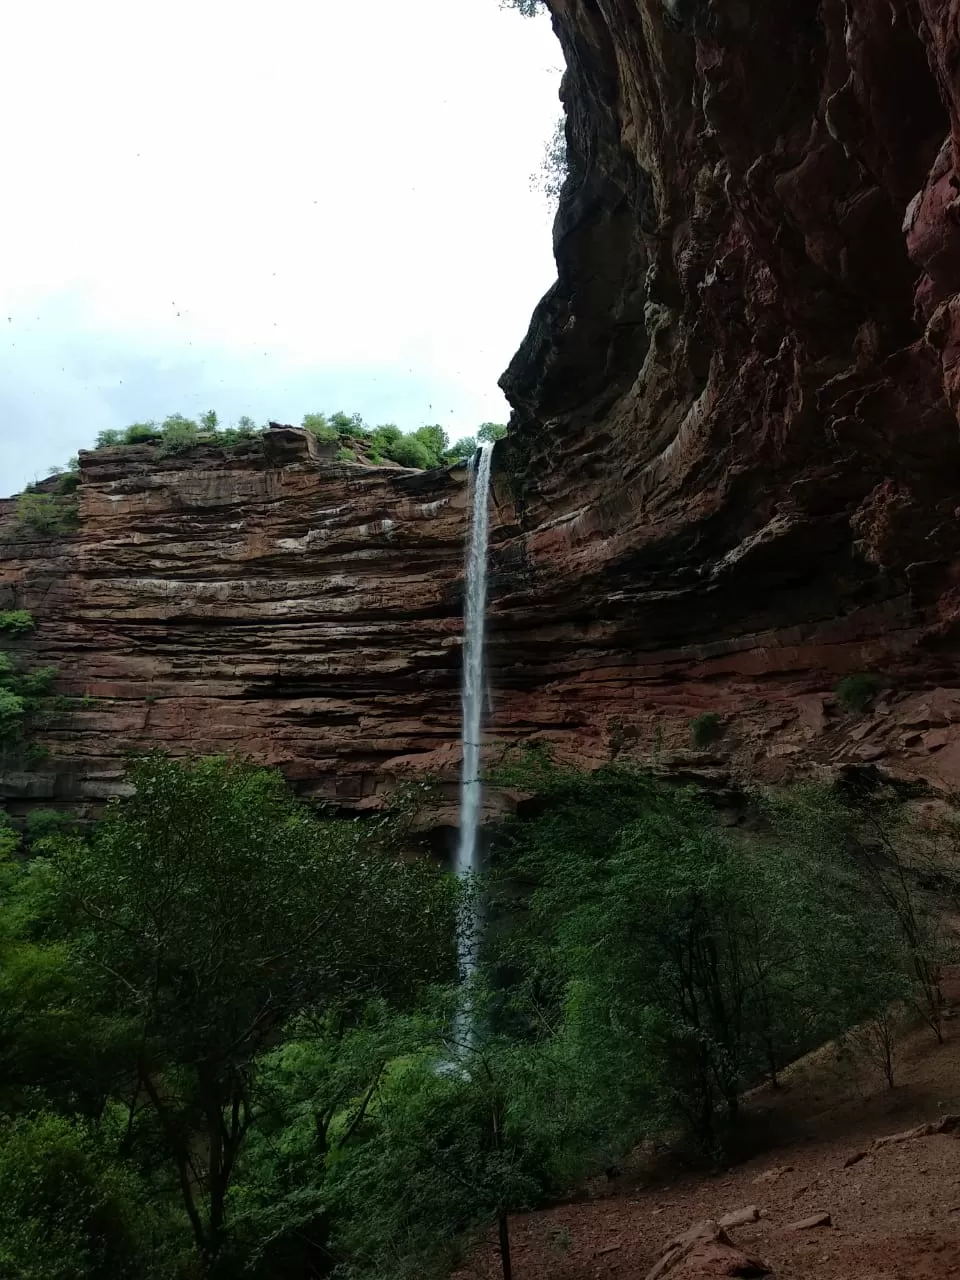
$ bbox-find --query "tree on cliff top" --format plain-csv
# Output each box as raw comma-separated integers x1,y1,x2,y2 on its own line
501,0,545,14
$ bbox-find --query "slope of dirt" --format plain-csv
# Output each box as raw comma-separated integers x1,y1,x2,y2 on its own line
457,982,960,1279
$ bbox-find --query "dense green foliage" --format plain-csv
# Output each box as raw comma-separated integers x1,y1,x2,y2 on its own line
0,748,950,1279
62,409,505,475
298,412,498,469
487,757,939,1155
0,611,35,636
534,117,568,204
836,672,883,712
0,755,458,1277
690,711,723,747
14,491,78,536
94,412,261,457
501,0,545,14
0,612,62,766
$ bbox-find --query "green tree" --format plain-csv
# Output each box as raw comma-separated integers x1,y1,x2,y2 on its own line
14,491,78,536
158,414,200,455
387,436,433,469
370,423,401,448
444,436,477,464
533,117,568,204
327,1016,552,1280
121,423,161,445
477,423,507,443
491,760,910,1154
411,424,449,466
0,611,35,636
0,1113,169,1280
501,0,545,14
329,411,367,438
0,645,58,760
302,413,336,442
227,1001,439,1278
49,754,456,1263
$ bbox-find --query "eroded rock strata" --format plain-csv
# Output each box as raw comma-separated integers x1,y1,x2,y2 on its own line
0,431,471,815
5,0,960,811
492,0,960,789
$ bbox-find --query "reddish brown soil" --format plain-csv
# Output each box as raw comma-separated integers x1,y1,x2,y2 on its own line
456,979,960,1279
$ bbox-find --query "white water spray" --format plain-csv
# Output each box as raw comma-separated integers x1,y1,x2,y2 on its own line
454,442,494,1001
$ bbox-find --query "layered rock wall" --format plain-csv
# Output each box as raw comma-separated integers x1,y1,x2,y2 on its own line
490,0,960,788
0,431,470,814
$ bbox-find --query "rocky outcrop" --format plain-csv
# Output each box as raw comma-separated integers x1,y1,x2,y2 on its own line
489,0,960,788
0,431,471,817
6,3,960,812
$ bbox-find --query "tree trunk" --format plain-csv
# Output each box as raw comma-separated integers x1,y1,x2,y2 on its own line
498,1210,513,1280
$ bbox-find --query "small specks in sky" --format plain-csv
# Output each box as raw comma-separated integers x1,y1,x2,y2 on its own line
0,0,561,491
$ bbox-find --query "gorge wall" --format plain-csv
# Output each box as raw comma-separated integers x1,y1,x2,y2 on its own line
4,0,960,815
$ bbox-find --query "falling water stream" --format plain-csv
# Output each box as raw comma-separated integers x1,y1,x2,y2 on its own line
454,442,494,1022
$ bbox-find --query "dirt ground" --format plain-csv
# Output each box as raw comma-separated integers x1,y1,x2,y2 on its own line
455,974,960,1279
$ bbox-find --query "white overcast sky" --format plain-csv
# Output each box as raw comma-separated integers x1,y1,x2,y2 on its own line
0,0,562,494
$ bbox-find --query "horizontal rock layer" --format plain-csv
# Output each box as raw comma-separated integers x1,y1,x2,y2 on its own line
5,1,960,810
0,432,471,815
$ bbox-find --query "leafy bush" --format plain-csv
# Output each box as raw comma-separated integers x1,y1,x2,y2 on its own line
446,436,477,463
301,412,337,442
14,491,78,536
533,117,568,204
0,1112,176,1280
490,761,912,1154
68,409,492,474
388,435,434,469
25,807,71,844
0,610,35,635
370,423,402,453
45,753,457,1263
690,711,723,747
0,656,57,748
477,423,507,443
836,673,883,712
157,413,200,455
121,423,161,444
330,411,369,439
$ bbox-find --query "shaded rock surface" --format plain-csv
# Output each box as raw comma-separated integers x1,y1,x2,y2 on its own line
491,0,960,788
6,1,960,812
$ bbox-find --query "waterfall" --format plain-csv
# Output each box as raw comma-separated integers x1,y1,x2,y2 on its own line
454,441,494,1007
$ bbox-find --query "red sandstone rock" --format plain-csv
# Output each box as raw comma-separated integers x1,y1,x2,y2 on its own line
718,1207,760,1229
646,1220,770,1279
787,1212,832,1231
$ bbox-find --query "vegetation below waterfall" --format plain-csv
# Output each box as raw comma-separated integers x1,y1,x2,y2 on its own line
0,747,957,1279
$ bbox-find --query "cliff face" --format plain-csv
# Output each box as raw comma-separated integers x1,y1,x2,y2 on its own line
490,0,960,788
5,1,960,810
0,431,470,816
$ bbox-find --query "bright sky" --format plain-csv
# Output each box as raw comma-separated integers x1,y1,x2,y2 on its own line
0,0,562,495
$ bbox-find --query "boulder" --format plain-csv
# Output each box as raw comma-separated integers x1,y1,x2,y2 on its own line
646,1220,770,1279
